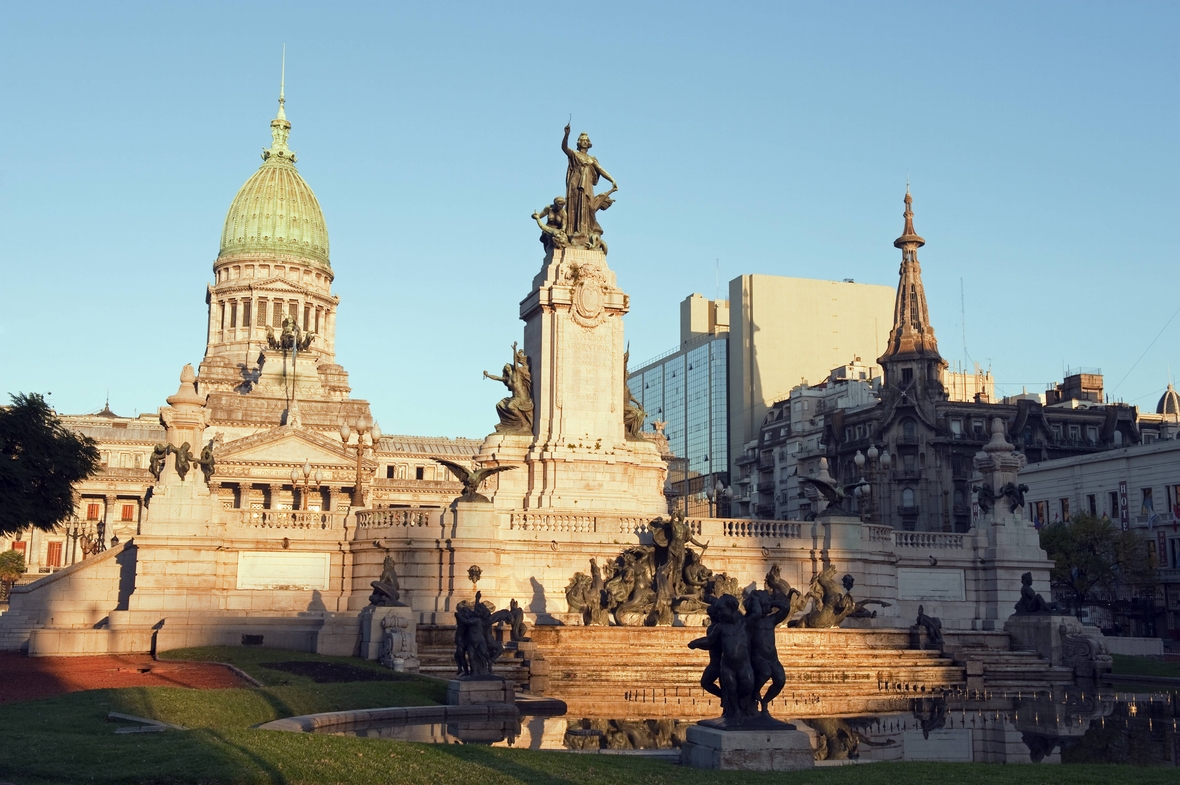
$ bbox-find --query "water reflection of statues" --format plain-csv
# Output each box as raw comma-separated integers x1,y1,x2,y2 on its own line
561,124,618,250
532,196,569,250
483,342,533,434
805,717,895,761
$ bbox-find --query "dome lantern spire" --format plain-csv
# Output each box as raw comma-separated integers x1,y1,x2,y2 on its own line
264,45,295,163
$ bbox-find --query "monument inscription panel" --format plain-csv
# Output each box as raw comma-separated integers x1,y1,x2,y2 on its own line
237,552,331,591
897,568,965,601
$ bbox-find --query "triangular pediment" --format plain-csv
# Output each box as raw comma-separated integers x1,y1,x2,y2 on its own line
216,425,365,469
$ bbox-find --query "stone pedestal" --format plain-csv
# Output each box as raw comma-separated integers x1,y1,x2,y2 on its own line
474,245,666,517
446,675,515,706
360,605,418,672
1004,613,1111,681
680,724,814,771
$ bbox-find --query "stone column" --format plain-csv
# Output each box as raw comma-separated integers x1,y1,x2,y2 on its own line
103,494,118,550
268,484,283,510
322,486,333,512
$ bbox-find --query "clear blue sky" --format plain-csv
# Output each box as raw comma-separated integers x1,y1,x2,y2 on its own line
2,2,1177,438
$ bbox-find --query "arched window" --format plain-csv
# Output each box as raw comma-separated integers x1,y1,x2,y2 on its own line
953,489,964,506
1113,431,1123,446
903,420,917,440
902,488,916,507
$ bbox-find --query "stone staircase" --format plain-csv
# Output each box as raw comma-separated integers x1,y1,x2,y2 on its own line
416,625,540,693
529,626,966,719
943,631,1076,691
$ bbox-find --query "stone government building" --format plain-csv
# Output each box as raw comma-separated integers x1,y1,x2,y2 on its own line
1,88,480,580
0,83,1103,675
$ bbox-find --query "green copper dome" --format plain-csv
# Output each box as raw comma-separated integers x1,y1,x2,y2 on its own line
219,94,330,268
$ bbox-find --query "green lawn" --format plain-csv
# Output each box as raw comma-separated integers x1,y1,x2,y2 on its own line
1111,654,1180,679
0,647,1175,784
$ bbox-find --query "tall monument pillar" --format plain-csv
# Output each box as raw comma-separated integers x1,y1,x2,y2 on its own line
474,127,666,516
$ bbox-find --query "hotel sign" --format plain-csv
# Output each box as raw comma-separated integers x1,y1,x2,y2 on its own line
1118,480,1129,531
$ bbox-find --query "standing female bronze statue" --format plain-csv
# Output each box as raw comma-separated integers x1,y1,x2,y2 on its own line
562,124,618,248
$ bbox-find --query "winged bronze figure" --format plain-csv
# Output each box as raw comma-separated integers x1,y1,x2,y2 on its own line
798,476,867,518
433,459,517,504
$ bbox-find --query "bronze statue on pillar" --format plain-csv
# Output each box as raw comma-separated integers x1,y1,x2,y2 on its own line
559,124,617,251
483,342,534,434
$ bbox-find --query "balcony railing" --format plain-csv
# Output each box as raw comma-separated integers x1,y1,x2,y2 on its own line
894,531,965,549
236,510,340,530
897,505,920,516
354,508,440,528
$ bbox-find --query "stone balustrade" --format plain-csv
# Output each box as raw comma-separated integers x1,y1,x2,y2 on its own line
893,531,965,549
235,510,340,530
711,518,802,540
354,509,440,529
867,525,894,543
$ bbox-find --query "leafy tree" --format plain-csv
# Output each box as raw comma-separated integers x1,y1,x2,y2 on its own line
0,393,100,537
1040,513,1156,610
0,548,24,588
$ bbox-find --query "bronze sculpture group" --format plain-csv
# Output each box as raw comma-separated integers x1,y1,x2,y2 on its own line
564,511,740,627
453,591,529,678
533,124,617,253
148,441,215,483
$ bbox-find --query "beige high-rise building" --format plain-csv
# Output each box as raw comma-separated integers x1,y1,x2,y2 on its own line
727,274,895,479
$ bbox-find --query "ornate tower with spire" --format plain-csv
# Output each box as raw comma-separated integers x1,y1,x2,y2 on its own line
877,189,946,399
197,62,370,438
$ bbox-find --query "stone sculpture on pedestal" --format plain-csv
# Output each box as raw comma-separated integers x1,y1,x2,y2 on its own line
368,554,406,607
561,124,618,251
149,444,168,482
195,442,216,483
1013,571,1059,614
454,591,512,677
482,342,534,434
433,459,517,504
563,512,736,626
796,565,889,628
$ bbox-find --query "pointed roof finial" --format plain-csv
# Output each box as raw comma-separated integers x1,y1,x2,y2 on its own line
894,185,924,249
277,44,287,121
264,45,295,162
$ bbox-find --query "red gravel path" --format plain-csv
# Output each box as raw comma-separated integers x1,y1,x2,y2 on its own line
0,653,250,703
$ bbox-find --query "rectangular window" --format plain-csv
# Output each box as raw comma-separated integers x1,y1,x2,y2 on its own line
1087,426,1099,443
303,305,311,331
314,308,321,334
950,419,962,435
11,541,26,557
1142,487,1155,521
121,504,135,522
86,503,100,521
1109,491,1119,517
415,467,425,480
901,368,913,382
1087,494,1096,515
229,301,237,328
289,301,298,322
273,303,283,328
242,300,251,328
219,302,226,329
46,541,62,567
257,300,268,327
1060,498,1070,521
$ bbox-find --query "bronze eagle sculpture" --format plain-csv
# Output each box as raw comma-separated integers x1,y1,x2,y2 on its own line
433,459,517,504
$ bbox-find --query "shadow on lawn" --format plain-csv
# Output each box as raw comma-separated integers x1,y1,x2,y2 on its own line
432,743,582,785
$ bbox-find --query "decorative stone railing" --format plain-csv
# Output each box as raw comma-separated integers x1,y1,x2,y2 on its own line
867,525,894,543
355,509,440,528
715,519,802,540
236,510,340,530
893,531,965,549
507,513,653,535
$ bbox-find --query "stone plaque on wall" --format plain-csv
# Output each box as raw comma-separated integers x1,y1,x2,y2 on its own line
237,552,331,591
897,568,965,602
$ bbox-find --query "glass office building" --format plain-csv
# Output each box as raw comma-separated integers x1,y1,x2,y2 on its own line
630,334,729,515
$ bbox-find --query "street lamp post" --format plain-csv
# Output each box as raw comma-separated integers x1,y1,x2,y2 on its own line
853,446,891,524
290,460,324,511
705,479,733,518
339,417,381,507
